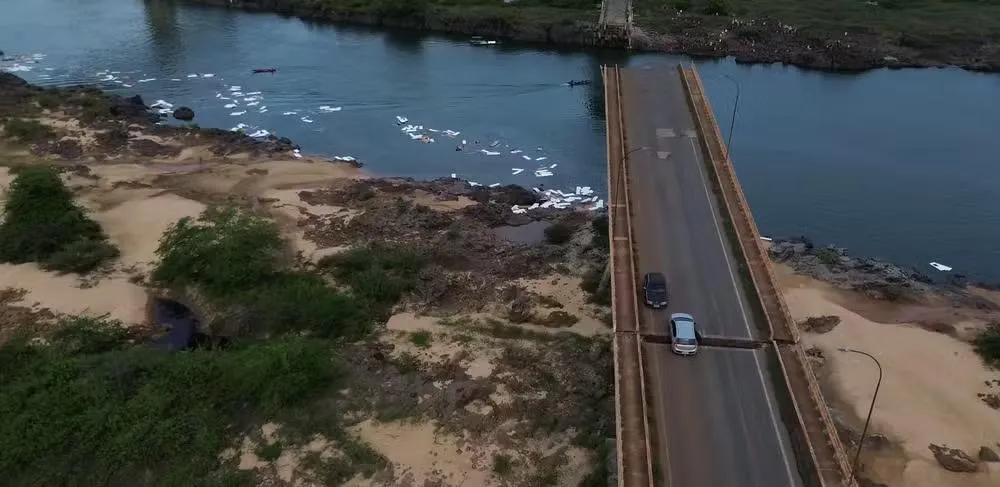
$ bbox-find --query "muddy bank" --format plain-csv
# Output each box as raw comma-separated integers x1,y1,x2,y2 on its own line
184,0,1000,73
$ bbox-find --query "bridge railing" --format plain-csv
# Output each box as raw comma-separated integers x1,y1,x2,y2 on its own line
677,64,856,487
603,65,654,487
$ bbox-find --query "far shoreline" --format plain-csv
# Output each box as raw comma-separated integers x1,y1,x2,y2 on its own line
181,0,1000,75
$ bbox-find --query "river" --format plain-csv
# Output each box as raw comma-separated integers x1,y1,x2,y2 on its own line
2,0,998,282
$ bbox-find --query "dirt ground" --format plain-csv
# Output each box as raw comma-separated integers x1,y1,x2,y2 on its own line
0,86,613,485
776,264,1000,487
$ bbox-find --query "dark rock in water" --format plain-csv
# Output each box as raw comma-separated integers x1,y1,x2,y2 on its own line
126,94,145,107
172,106,195,121
109,98,150,119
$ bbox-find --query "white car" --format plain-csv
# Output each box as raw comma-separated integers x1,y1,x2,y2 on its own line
670,313,700,356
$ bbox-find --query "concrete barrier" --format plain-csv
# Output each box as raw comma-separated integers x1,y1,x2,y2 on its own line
677,64,856,487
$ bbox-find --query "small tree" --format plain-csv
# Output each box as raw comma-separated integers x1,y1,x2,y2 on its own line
0,166,118,273
152,206,285,299
544,221,575,245
973,325,1000,369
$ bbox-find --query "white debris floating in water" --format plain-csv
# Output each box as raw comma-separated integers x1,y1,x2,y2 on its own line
508,185,602,213
929,262,952,272
319,105,342,112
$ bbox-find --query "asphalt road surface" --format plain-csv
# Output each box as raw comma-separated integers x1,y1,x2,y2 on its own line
619,65,803,487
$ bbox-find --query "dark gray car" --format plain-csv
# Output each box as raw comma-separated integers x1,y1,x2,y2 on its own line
642,272,668,309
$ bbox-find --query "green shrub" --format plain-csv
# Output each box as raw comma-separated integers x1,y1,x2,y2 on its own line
34,91,62,110
0,166,118,273
0,320,336,486
544,221,574,245
77,94,112,121
701,0,731,16
580,266,610,305
492,453,514,477
153,206,285,300
319,244,426,321
410,330,432,348
153,206,371,338
2,118,55,143
41,238,121,274
256,442,283,462
670,0,693,10
973,324,1000,368
249,272,369,338
589,214,609,250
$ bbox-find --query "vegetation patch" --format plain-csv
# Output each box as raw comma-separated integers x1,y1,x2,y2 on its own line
1,118,55,143
0,166,119,273
634,0,1000,46
410,329,432,348
544,220,575,245
318,244,426,322
0,318,337,487
152,206,370,338
973,323,1000,369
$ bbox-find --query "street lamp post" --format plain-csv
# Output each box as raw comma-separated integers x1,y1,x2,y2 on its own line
718,74,740,151
595,146,649,299
837,347,883,481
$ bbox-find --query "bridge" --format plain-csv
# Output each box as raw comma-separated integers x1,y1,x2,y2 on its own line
598,0,632,48
603,64,859,487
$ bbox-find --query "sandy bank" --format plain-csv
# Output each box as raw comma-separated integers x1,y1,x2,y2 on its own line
777,264,1000,486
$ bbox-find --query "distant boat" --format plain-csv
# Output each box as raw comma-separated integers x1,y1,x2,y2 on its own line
564,80,592,87
469,36,499,46
252,68,276,74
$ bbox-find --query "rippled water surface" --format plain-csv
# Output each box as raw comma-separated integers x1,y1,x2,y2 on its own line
2,0,999,280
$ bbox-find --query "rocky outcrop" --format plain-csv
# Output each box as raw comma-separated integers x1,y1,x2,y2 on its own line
0,73,310,160
928,444,979,473
799,315,840,334
769,236,935,300
172,107,195,121
979,445,1000,462
769,236,1000,307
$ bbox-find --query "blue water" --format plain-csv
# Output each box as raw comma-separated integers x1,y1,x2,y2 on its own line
2,0,998,281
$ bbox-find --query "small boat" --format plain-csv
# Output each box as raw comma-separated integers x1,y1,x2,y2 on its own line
564,80,591,87
252,68,276,74
469,36,499,46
